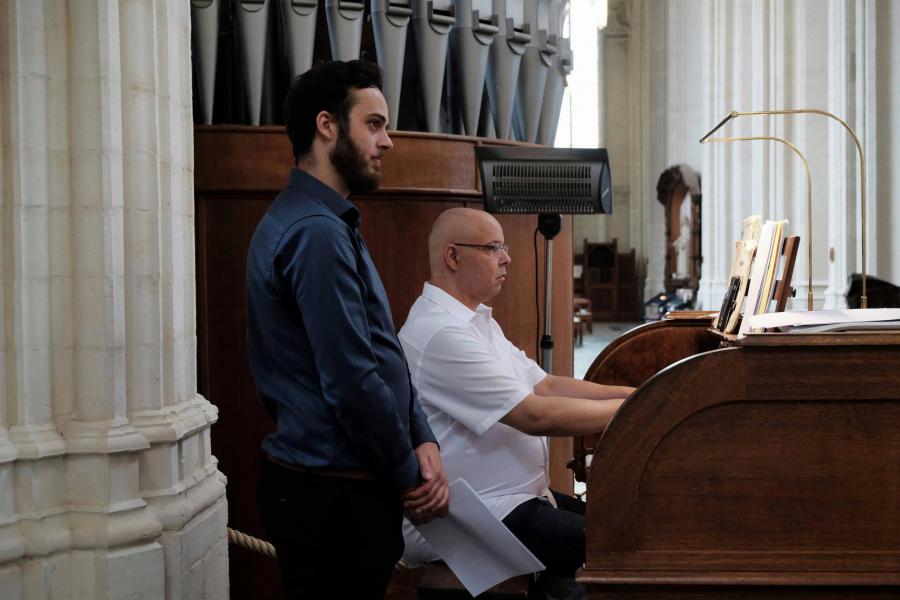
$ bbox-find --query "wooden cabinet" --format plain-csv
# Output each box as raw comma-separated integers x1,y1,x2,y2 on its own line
581,239,638,322
575,320,900,598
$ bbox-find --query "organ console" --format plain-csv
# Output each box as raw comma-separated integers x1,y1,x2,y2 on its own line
573,315,900,598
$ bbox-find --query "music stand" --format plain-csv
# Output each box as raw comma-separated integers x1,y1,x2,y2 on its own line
475,146,612,372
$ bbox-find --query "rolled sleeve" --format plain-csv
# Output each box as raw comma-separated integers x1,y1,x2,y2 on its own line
279,217,419,489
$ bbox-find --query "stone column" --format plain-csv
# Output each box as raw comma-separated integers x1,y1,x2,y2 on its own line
695,0,834,310
691,0,900,311
873,0,900,285
823,0,854,308
640,0,667,300
601,0,631,258
0,1,228,598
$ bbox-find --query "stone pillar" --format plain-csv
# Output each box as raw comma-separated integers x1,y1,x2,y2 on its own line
874,0,900,285
823,0,854,308
689,0,900,311
695,0,838,310
0,1,228,598
601,0,630,252
640,0,667,300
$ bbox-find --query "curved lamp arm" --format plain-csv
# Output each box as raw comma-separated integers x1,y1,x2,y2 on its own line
703,135,813,311
700,108,867,308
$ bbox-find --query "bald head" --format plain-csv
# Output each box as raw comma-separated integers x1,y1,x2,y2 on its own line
428,208,500,277
426,208,510,309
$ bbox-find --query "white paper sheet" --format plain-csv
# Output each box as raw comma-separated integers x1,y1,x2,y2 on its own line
414,479,545,597
746,308,900,331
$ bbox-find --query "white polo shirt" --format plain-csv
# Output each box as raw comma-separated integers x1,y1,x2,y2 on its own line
399,283,549,564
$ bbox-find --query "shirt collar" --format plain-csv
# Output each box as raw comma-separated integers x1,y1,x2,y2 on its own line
421,283,492,322
287,168,360,229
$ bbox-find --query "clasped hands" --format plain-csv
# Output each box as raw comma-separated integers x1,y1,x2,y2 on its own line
403,442,450,524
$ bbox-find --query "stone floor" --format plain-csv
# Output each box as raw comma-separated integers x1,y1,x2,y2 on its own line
573,321,643,379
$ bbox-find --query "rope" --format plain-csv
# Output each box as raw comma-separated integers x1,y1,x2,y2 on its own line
226,526,415,571
227,527,277,559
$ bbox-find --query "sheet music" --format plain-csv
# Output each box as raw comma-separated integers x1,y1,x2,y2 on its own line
739,219,787,337
747,308,900,332
719,215,761,334
414,479,545,597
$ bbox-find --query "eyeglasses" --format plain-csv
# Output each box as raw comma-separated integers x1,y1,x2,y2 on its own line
453,241,510,256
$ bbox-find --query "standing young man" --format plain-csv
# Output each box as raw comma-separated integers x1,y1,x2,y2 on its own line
246,60,449,599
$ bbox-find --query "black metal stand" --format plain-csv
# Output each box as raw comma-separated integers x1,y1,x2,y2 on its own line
538,214,562,372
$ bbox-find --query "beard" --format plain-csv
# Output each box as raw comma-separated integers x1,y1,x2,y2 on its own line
329,121,381,193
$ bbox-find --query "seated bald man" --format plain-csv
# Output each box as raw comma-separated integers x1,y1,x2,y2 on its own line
399,207,634,598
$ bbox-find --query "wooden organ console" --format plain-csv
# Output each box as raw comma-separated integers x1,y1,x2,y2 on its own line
572,314,900,599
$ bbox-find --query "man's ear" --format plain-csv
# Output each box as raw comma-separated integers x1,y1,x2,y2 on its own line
315,110,338,142
444,245,461,272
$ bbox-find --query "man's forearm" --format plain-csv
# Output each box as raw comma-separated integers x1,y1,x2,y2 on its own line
543,395,624,436
535,374,634,400
501,393,625,436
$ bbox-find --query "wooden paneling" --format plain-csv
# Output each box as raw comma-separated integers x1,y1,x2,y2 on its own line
578,320,900,598
353,197,463,326
570,318,720,482
194,126,292,192
195,189,279,600
379,132,483,194
195,128,574,598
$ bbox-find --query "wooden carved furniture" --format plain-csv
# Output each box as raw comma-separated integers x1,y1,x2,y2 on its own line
574,297,593,334
194,127,574,599
581,239,638,322
416,564,529,598
657,164,702,298
573,317,900,598
569,316,720,482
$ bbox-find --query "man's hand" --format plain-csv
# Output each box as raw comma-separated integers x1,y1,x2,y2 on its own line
402,442,449,524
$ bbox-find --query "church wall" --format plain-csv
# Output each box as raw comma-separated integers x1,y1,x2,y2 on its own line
601,0,900,310
874,0,900,285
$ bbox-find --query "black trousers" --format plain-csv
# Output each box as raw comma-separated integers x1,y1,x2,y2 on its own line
258,457,404,599
502,490,586,579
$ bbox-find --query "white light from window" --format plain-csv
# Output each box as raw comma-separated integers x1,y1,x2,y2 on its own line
594,0,608,30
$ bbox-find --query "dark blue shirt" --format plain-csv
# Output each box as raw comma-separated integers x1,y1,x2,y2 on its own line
246,169,435,490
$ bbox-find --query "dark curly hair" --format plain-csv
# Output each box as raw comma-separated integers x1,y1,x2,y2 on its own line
283,60,384,162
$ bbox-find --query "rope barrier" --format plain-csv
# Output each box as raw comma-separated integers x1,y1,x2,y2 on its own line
227,527,277,559
225,526,414,571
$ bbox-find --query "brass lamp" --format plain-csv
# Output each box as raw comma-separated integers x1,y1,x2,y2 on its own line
700,109,868,308
701,135,813,311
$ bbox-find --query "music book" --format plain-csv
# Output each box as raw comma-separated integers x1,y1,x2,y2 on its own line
717,215,761,333
739,219,788,337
